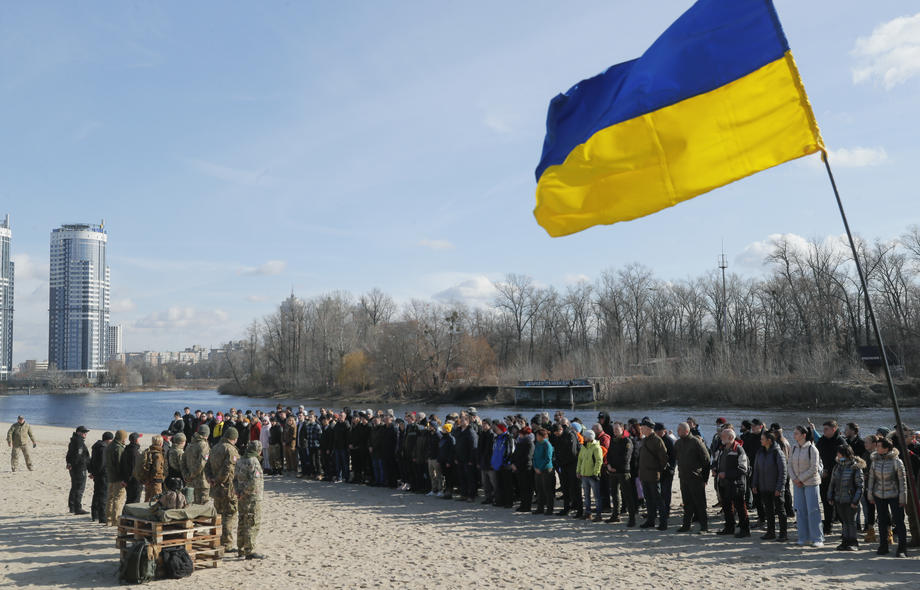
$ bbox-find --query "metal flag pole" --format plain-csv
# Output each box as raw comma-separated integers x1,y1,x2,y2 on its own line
821,149,920,544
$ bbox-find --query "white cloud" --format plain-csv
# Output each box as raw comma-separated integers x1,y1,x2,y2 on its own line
245,295,268,303
239,260,287,276
563,273,591,285
433,275,498,307
111,298,136,313
827,146,888,168
10,253,48,281
852,12,920,89
736,233,850,269
418,238,454,250
132,306,230,332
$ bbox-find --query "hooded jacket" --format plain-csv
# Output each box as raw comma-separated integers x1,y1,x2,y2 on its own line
104,439,126,483
577,440,603,478
491,432,514,471
828,456,866,504
89,439,108,480
867,448,907,505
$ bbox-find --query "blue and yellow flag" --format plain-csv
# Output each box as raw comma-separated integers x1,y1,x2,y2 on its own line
534,0,824,237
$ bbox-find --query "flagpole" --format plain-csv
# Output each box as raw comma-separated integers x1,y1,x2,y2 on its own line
821,149,920,545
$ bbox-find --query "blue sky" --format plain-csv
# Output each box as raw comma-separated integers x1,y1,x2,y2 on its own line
1,0,918,363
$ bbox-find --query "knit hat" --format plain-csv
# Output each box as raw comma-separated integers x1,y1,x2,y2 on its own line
102,431,114,441
584,430,596,441
715,417,727,425
571,422,584,434
172,432,186,444
114,430,128,443
129,432,142,443
224,426,239,441
521,426,532,435
639,418,654,429
197,424,210,437
495,423,507,433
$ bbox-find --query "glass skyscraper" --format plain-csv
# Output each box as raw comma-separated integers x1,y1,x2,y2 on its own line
49,223,110,378
0,215,13,381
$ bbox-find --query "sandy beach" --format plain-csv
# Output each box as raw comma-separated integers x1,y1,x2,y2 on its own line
1,424,919,589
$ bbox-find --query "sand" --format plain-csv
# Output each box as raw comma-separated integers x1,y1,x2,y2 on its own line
1,424,918,589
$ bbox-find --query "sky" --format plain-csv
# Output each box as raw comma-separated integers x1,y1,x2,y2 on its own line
1,0,919,363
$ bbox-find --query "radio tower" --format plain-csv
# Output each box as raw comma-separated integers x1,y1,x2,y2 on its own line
718,243,728,346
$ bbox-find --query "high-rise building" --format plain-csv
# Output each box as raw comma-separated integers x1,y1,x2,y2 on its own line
107,324,123,361
0,214,13,381
49,222,110,378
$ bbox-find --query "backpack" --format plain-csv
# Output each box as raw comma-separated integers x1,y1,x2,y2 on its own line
161,547,194,579
119,538,156,584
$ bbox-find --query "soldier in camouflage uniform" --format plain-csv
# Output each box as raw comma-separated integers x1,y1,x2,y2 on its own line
166,432,185,483
181,425,211,504
7,415,37,471
234,440,265,560
207,426,240,553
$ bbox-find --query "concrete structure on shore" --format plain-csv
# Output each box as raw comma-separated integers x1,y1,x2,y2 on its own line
0,214,13,381
48,222,110,379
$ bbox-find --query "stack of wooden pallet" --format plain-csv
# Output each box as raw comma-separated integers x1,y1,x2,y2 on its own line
116,514,223,571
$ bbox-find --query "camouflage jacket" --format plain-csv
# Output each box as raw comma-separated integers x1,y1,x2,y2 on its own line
140,446,166,484
166,446,184,479
7,422,36,446
233,455,264,499
181,434,211,487
206,440,239,487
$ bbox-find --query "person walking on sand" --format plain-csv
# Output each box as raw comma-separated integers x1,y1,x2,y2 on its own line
7,415,37,471
103,430,128,526
65,426,91,514
788,425,824,547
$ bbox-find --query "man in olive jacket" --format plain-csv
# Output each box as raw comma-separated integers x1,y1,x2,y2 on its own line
103,430,127,526
674,422,711,533
637,418,669,530
7,415,37,471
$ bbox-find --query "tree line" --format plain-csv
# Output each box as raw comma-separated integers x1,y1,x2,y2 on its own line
219,227,920,398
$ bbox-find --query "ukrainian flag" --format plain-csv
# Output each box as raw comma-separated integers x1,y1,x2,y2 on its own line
534,0,824,237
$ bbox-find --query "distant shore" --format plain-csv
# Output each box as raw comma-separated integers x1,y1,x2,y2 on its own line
0,380,223,396
217,376,920,410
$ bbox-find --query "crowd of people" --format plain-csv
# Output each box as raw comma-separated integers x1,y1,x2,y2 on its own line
42,405,920,561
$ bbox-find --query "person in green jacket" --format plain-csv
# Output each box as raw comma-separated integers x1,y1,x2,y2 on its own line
103,430,127,526
576,430,604,521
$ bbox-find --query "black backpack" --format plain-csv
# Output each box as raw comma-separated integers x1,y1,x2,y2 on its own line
119,538,156,584
161,547,194,579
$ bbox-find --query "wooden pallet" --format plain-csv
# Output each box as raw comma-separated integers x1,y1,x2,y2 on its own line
117,514,224,570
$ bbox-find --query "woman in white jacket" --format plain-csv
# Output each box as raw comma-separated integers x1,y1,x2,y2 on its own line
788,425,824,547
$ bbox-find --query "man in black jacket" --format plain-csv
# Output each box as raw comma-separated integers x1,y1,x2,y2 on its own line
511,427,535,512
333,413,351,483
816,419,846,535
606,421,636,525
121,433,143,504
478,419,496,504
552,420,581,516
182,407,196,439
454,416,479,501
88,431,112,523
66,426,91,515
674,422,711,533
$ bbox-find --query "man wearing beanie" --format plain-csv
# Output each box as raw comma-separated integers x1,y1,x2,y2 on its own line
103,430,128,526
182,424,212,504
89,432,113,523
207,426,240,553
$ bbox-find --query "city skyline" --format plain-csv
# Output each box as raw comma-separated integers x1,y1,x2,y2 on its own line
2,2,919,364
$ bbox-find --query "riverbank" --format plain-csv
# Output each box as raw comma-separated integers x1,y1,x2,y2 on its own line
218,376,920,410
0,380,225,396
1,424,918,588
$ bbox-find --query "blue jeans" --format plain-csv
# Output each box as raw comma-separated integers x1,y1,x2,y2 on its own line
372,458,386,485
334,449,350,481
793,484,824,545
581,476,601,516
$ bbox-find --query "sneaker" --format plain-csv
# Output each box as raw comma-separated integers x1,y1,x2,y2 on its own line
810,542,824,548
426,491,435,497
436,491,444,498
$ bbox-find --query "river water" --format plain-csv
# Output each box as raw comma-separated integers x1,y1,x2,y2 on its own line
1,389,919,439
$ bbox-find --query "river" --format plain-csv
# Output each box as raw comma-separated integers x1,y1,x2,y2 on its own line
2,389,919,439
